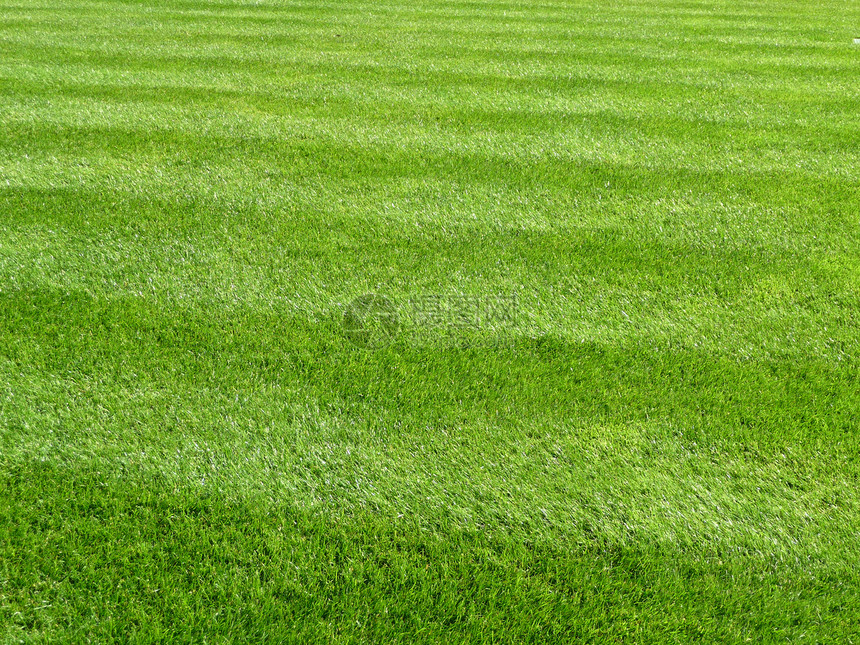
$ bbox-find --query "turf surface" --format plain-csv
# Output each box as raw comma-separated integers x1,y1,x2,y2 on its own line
1,0,860,641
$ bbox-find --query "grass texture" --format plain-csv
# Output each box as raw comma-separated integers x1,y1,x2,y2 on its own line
1,0,860,641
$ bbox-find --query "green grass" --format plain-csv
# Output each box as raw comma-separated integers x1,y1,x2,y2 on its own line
2,0,860,641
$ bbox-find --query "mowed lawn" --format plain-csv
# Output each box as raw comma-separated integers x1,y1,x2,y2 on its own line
1,0,860,641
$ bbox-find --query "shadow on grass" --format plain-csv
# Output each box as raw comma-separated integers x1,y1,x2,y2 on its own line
1,286,857,450
0,458,856,642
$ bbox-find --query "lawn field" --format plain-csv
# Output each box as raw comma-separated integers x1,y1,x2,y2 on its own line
1,0,860,641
